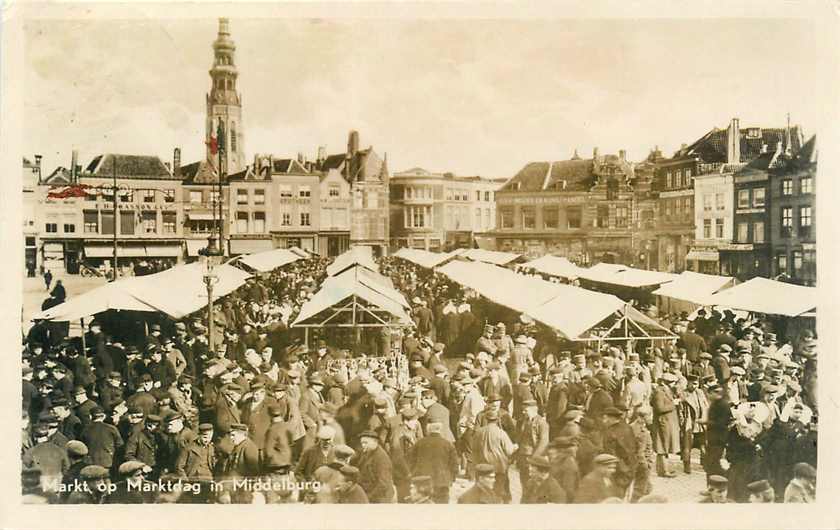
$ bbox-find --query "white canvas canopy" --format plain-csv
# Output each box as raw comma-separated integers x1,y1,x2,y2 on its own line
236,248,302,272
521,255,586,280
704,277,817,317
437,260,675,341
437,260,564,315
293,264,410,327
34,262,251,322
460,248,521,266
393,248,458,269
327,246,379,277
653,271,735,306
577,263,677,288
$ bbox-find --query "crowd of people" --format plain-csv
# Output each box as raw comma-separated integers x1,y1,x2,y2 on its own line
20,252,817,505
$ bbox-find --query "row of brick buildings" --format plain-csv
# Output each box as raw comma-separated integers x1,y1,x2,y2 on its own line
487,117,817,286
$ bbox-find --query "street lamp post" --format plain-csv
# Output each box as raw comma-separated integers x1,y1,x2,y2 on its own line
202,233,221,352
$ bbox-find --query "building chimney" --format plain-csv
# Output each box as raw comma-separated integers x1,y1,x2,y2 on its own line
173,147,181,177
619,149,626,161
727,117,741,164
70,150,78,182
348,130,359,157
317,145,326,164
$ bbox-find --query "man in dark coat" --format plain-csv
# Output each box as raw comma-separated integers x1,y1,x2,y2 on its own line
704,385,732,484
353,430,395,503
126,374,158,417
521,456,567,503
601,407,638,494
678,323,707,364
457,463,501,504
175,423,215,480
296,426,336,482
157,412,196,475
78,406,122,471
98,372,124,414
408,421,458,503
651,374,680,477
574,453,622,503
335,465,369,504
240,381,272,451
516,399,550,487
420,389,455,442
547,436,580,499
220,423,260,478
712,345,732,385
546,367,569,439
262,405,294,473
72,386,99,427
584,377,614,422
124,414,161,474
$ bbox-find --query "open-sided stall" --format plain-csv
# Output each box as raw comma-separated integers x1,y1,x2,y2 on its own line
233,248,302,273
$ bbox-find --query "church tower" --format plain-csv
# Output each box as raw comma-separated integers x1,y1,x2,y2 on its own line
206,18,244,175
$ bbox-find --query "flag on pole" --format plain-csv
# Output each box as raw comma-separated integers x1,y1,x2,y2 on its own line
206,126,218,155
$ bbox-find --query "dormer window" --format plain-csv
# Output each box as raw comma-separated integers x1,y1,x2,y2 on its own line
746,128,762,139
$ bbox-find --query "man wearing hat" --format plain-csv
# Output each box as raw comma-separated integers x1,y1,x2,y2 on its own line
470,408,517,502
651,374,679,478
125,412,161,474
108,461,154,504
58,440,90,501
300,372,326,448
405,475,434,504
678,322,707,364
574,454,622,503
312,444,357,503
261,404,295,475
353,430,396,503
158,411,197,475
219,422,260,478
126,374,158,417
408,420,458,503
429,363,452,409
784,462,816,503
516,398,550,487
420,389,455,442
512,371,536,420
66,465,111,504
51,398,83,442
213,382,243,435
521,455,566,503
335,465,369,504
747,479,775,503
704,385,731,484
146,347,177,390
510,334,534,383
72,386,99,428
727,365,748,404
547,436,580,499
98,371,125,415
458,463,501,504
601,406,638,494
22,423,69,494
175,423,216,480
475,325,498,357
296,425,336,483
413,298,434,339
712,344,732,384
678,375,708,475
390,408,424,501
546,367,570,439
583,377,614,421
492,322,514,359
80,405,124,470
700,475,730,503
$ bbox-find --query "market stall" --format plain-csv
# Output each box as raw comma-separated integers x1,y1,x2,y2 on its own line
233,248,303,273
653,270,736,315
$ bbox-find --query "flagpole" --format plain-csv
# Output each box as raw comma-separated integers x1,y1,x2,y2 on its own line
112,157,118,281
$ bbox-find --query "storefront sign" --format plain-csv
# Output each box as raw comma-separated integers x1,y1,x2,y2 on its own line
659,189,693,198
497,194,587,206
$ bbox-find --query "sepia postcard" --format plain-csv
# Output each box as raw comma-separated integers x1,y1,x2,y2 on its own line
1,1,839,529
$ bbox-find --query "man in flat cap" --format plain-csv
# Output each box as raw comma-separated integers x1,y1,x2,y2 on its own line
220,423,260,479
601,406,638,495
353,430,396,503
521,455,566,504
457,463,501,504
296,425,336,484
158,411,197,475
516,398,549,487
390,408,423,501
583,376,614,421
60,440,90,500
66,465,111,504
335,465,369,504
574,454,622,503
547,436,581,500
126,374,157,417
405,475,434,504
678,375,708,475
125,413,161,475
470,408,517,503
108,461,153,504
175,423,216,480
747,479,775,503
312,444,356,503
261,404,294,475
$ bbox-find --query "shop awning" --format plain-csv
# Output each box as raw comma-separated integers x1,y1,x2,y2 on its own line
524,285,625,339
653,271,735,306
34,280,160,321
521,255,585,280
704,277,817,317
393,248,458,269
84,244,147,258
145,244,182,257
237,248,302,272
186,212,215,221
686,249,719,262
229,238,274,255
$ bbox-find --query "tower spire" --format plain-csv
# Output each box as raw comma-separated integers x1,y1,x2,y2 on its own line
206,17,244,174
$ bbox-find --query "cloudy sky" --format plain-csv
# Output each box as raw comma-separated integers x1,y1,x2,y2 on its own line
25,16,818,178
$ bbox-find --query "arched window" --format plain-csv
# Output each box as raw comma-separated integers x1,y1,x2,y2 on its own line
230,122,237,153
